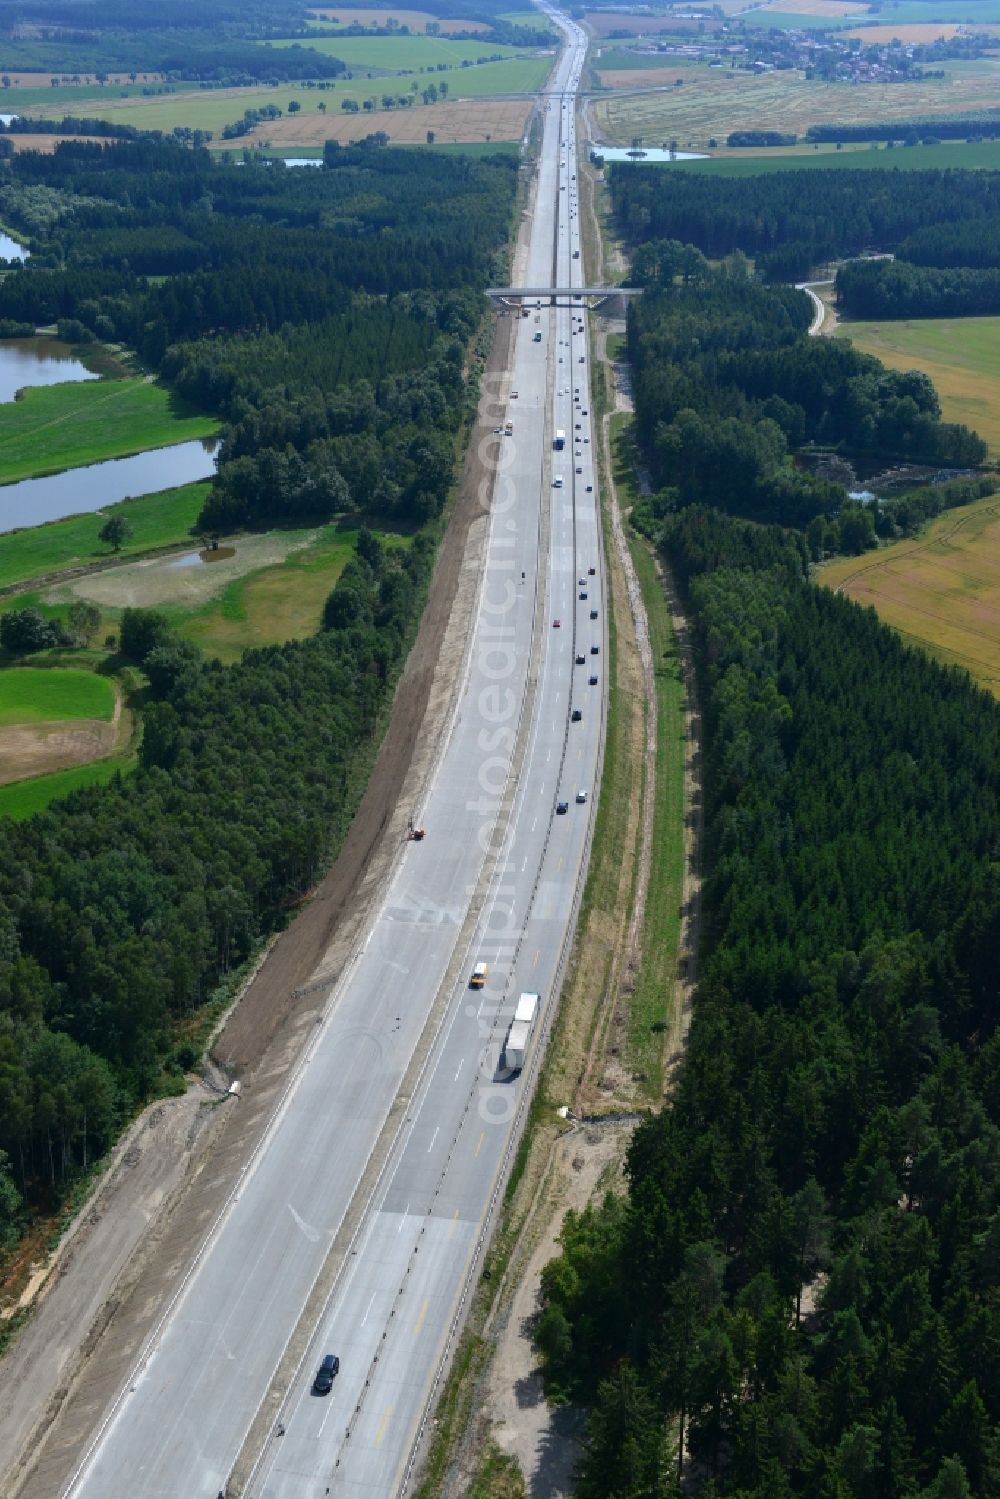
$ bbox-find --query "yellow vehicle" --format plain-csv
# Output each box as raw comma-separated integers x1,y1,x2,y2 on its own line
469,963,488,989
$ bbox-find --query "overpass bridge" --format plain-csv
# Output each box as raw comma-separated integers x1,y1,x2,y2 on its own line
488,285,643,315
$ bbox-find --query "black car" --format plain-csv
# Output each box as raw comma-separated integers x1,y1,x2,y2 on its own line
571,708,582,722
556,800,569,814
589,674,598,685
576,653,586,664
591,645,599,655
313,1354,340,1395
590,609,598,619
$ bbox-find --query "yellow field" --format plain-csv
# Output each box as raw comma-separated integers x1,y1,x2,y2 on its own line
238,96,530,146
838,316,1000,459
843,21,962,40
820,493,1000,692
593,57,1000,147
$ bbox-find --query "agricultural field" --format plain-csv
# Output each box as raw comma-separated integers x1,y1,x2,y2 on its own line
592,55,1000,148
836,315,1000,457
307,8,491,31
0,481,210,592
0,667,114,726
0,379,216,484
819,491,1000,693
0,753,133,820
668,138,1000,168
241,96,531,146
842,21,963,38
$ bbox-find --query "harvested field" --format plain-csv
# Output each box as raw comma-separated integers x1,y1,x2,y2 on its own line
597,67,704,90
0,714,120,786
593,58,1000,147
0,674,123,787
764,0,868,15
240,96,531,145
837,315,1000,457
4,133,108,153
843,20,962,38
819,492,1000,692
308,7,491,30
584,11,688,33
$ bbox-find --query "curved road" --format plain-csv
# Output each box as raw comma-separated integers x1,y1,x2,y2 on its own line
62,9,599,1498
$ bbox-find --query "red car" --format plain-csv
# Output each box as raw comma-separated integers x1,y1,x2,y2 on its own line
553,618,561,628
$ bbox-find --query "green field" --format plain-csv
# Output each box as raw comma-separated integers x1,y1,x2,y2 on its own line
0,754,134,820
851,0,1000,20
0,666,115,724
837,315,1000,456
0,81,180,111
267,34,531,69
0,481,210,592
0,380,216,483
667,139,1000,172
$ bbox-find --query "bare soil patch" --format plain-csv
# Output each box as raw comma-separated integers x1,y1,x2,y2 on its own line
5,133,110,153
49,532,317,612
240,96,531,146
0,715,116,784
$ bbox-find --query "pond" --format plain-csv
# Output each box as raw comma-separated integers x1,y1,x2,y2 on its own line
0,227,28,263
166,545,236,568
0,437,219,533
282,157,324,168
592,146,708,163
0,337,99,404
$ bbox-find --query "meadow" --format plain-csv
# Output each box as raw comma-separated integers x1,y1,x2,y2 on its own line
306,8,491,31
0,380,216,483
837,315,1000,456
0,666,115,724
0,754,134,820
0,481,209,592
593,55,1000,148
819,491,1000,693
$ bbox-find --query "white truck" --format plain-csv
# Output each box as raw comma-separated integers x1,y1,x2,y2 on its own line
504,992,539,1072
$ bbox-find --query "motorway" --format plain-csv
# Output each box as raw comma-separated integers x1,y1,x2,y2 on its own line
62,9,600,1499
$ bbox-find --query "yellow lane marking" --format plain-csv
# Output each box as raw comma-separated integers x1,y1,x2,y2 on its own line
414,1299,429,1336
475,1131,485,1157
375,1407,393,1446
449,1207,459,1238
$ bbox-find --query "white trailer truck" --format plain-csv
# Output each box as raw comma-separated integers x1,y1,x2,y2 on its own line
504,992,539,1073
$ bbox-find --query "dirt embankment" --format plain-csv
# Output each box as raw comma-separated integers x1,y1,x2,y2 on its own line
0,315,514,1499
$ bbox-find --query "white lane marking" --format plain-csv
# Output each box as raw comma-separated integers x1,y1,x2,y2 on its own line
428,1126,440,1154
398,1203,409,1231
361,1291,377,1327
454,1060,464,1081
531,817,537,831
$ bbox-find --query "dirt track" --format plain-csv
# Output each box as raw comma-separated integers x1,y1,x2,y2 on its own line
0,314,513,1498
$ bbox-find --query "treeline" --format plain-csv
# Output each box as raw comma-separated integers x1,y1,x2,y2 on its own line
806,115,1000,143
539,507,1000,1497
613,164,1000,282
0,136,514,529
0,529,435,1247
0,116,142,138
626,250,983,533
837,258,1000,319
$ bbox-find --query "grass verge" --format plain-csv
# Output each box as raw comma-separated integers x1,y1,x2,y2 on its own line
0,379,216,483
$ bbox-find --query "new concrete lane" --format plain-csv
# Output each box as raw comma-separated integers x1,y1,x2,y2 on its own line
63,14,597,1499
251,15,600,1498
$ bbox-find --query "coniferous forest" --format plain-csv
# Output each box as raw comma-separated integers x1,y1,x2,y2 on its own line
0,137,515,1254
534,165,1000,1497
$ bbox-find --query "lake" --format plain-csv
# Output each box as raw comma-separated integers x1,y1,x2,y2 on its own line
0,437,219,533
0,337,99,404
0,228,28,262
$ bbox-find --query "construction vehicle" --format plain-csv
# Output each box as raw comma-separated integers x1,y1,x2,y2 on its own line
470,963,488,990
407,818,425,842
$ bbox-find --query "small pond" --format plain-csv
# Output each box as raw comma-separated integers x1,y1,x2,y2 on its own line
0,336,99,404
0,437,219,533
0,227,28,263
166,545,236,568
592,146,708,163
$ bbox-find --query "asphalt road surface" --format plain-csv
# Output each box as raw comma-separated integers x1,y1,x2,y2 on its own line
62,10,602,1499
